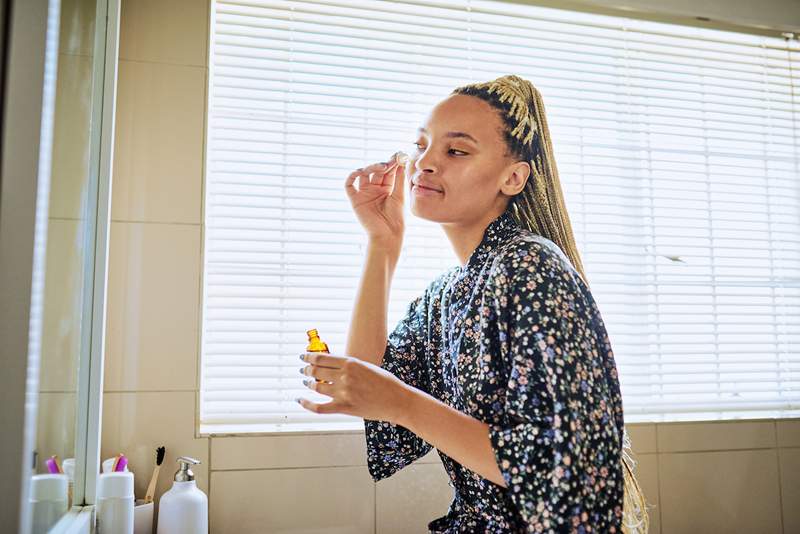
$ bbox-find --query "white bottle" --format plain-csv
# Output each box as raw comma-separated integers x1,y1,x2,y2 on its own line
29,474,68,534
157,456,208,534
96,471,135,534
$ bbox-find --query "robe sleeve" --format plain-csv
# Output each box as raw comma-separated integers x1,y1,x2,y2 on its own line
363,291,433,482
487,241,606,525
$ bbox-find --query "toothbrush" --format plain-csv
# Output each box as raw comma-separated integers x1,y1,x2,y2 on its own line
144,446,166,504
45,455,63,474
112,453,128,472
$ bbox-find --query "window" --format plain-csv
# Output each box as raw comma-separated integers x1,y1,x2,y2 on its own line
200,0,800,433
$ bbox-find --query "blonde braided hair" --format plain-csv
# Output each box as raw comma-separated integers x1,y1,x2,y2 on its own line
453,75,651,534
453,74,588,287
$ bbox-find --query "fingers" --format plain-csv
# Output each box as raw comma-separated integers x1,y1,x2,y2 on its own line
301,352,345,367
302,378,335,398
387,150,410,202
344,161,392,195
389,162,407,204
344,152,410,195
296,398,340,414
300,364,337,382
381,152,403,172
299,354,350,399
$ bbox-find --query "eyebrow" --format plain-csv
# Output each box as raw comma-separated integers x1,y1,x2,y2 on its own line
417,127,479,145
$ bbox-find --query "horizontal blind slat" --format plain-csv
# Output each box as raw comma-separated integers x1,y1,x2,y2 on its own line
202,0,800,430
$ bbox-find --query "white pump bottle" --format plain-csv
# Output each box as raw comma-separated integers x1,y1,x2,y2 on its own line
156,456,208,534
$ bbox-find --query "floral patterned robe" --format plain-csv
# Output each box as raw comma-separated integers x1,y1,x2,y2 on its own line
363,210,625,533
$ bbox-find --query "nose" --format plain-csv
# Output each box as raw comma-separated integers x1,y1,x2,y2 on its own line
414,150,437,175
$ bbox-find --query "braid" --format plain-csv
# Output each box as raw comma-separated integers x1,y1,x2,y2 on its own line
452,75,651,534
451,75,588,288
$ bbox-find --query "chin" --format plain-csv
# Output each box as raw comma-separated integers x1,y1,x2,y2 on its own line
409,202,451,224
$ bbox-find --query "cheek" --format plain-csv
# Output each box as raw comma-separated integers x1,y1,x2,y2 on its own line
462,173,496,196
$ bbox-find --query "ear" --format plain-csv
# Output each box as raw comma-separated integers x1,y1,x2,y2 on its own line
499,160,530,197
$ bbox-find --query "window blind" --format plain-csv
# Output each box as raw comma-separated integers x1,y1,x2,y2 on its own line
200,0,800,433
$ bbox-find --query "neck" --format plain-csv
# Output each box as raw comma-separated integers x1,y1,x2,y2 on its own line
442,208,507,267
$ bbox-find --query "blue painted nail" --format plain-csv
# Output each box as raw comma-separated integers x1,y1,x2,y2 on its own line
299,354,305,361
299,367,305,375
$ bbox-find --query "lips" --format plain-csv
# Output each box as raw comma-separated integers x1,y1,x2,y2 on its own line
412,180,443,193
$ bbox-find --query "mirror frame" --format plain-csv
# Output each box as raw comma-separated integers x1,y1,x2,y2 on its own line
0,0,120,531
71,0,120,511
0,0,62,531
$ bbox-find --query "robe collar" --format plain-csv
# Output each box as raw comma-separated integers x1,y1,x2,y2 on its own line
461,210,520,272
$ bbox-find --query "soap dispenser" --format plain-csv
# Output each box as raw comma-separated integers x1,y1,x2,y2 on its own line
156,456,208,534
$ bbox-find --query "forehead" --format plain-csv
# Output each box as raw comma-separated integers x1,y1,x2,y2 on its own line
418,94,503,144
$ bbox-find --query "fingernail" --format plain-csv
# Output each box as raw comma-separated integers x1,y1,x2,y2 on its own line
295,398,302,404
299,354,305,361
299,367,305,375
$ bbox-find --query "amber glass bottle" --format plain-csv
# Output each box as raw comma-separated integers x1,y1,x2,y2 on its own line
305,330,329,387
305,329,329,353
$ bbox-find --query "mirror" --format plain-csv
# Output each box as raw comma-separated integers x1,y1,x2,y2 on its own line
29,0,103,531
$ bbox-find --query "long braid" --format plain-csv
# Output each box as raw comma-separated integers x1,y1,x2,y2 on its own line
452,75,588,288
452,75,650,534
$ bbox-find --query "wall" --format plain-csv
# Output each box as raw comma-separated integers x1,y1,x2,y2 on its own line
99,1,800,532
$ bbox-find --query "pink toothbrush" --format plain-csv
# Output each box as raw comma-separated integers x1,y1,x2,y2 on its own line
45,455,63,474
112,453,128,472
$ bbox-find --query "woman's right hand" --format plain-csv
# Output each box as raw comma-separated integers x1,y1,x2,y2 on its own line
344,152,408,248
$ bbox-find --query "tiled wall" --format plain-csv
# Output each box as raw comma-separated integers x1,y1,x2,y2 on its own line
101,0,210,504
37,0,98,470
101,1,800,533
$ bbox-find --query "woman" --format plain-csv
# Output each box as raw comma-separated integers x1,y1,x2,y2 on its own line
297,74,648,533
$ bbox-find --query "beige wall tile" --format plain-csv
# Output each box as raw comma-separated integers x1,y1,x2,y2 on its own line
50,53,93,220
212,432,367,471
59,0,96,57
119,0,208,66
112,60,205,224
41,219,85,393
657,420,776,452
36,393,77,469
104,222,201,391
419,447,441,464
626,423,657,454
211,431,441,471
779,448,800,534
375,461,452,534
633,454,660,534
209,467,374,533
102,392,209,503
658,450,781,534
777,419,800,447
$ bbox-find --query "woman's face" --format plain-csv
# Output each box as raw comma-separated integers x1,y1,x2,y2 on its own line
406,94,530,224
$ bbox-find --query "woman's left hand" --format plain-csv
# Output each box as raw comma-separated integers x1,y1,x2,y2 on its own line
297,352,412,425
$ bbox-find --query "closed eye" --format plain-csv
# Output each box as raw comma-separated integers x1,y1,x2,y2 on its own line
413,143,469,156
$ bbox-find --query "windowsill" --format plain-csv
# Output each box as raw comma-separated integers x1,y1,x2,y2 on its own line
200,412,800,437
50,506,93,534
623,411,800,424
197,418,800,472
199,420,367,437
